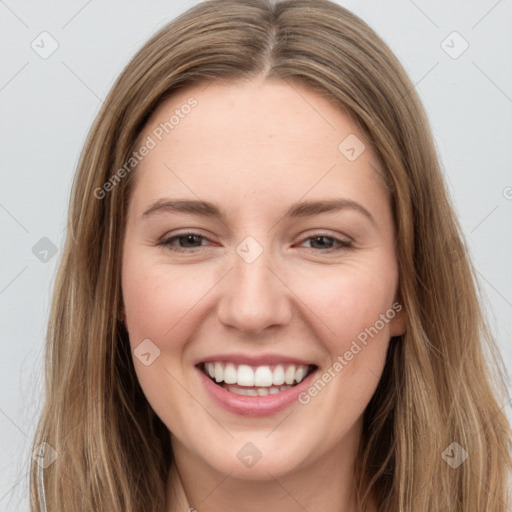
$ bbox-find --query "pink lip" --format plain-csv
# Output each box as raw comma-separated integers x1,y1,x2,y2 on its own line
196,366,317,417
196,353,315,367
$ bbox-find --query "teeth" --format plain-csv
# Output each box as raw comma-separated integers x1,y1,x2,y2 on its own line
224,363,237,384
225,384,292,396
272,364,285,385
295,365,306,383
254,366,273,387
284,365,296,385
203,362,311,387
214,362,223,383
237,365,254,386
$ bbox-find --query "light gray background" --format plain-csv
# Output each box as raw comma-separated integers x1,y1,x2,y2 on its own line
1,1,511,510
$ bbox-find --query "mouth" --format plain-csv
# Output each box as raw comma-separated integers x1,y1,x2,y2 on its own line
197,361,318,397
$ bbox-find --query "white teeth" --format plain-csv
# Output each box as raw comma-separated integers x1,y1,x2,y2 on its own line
214,362,223,382
284,365,296,385
224,363,237,384
254,366,273,387
225,384,292,396
237,365,254,387
203,362,312,388
272,364,285,385
295,365,306,383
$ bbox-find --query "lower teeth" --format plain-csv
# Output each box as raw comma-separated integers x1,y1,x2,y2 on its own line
220,383,293,396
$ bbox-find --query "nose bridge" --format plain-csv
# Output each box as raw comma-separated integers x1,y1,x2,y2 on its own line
216,236,291,334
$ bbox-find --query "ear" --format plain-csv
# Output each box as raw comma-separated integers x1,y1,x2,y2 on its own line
119,307,127,324
389,299,407,337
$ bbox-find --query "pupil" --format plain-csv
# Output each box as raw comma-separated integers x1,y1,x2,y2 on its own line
313,236,331,248
182,235,200,247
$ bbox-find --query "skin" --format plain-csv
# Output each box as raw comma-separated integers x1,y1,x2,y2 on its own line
121,76,406,512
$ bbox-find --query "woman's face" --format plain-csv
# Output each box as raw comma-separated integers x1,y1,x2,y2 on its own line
121,78,405,479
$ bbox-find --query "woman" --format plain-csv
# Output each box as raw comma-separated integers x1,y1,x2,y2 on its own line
30,0,511,511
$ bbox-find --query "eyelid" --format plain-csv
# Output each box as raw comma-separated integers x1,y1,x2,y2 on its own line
158,229,354,254
298,229,353,243
159,227,352,242
160,228,217,241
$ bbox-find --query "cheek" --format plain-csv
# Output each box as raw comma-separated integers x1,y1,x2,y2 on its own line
122,253,207,344
295,260,399,350
292,265,398,433
121,250,206,433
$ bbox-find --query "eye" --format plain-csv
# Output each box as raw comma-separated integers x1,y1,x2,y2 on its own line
158,232,353,254
159,232,213,252
298,233,352,252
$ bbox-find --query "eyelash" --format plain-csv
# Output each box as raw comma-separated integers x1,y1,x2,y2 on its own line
158,232,353,253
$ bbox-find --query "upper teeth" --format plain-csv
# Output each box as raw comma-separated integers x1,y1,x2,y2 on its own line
204,362,310,387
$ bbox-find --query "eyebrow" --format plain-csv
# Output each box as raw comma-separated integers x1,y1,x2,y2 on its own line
141,198,376,226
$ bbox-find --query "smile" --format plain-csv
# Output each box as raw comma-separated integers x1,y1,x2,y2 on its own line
199,361,317,397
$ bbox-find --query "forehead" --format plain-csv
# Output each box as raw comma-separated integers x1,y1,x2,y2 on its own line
129,79,387,219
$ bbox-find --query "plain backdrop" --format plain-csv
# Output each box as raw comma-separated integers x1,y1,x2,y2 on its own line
1,1,511,510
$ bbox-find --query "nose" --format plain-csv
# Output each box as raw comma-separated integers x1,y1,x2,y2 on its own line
216,245,293,336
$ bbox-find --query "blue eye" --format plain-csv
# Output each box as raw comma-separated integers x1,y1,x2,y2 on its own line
159,232,352,253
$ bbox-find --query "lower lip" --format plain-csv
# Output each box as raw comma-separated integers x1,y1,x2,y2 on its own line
197,367,316,417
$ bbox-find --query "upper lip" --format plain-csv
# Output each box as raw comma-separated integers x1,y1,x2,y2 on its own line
195,353,317,367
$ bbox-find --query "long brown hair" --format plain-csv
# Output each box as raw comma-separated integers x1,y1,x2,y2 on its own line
30,0,511,510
